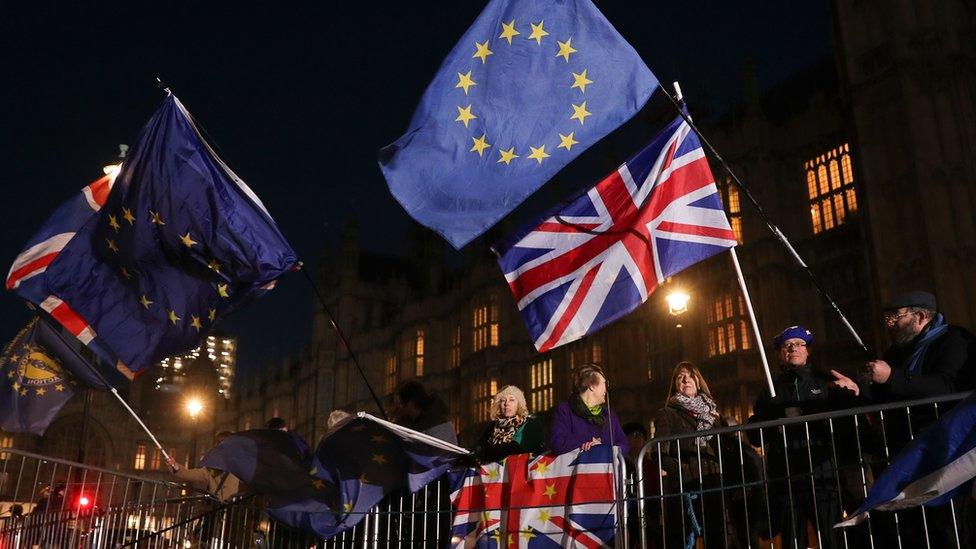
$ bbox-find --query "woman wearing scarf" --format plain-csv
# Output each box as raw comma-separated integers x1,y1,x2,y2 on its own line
549,363,628,456
652,362,740,548
475,385,545,463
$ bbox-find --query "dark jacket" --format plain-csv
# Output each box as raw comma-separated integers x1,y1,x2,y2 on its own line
747,366,860,467
549,401,629,456
476,415,546,463
872,324,976,402
401,394,450,432
652,404,728,482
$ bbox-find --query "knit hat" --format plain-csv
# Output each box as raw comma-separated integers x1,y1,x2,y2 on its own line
773,325,813,348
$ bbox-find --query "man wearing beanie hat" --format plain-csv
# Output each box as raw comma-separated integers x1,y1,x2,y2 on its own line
746,325,861,549
862,290,975,402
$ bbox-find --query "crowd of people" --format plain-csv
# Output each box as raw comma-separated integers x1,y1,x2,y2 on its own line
163,290,974,547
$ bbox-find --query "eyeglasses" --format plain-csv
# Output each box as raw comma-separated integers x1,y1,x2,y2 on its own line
882,311,913,325
781,342,807,350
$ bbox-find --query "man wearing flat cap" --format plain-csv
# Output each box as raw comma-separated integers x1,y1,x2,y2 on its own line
747,325,861,549
861,290,975,401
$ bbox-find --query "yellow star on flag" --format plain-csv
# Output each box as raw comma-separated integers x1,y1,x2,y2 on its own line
190,316,202,332
19,388,27,397
472,40,493,63
470,133,491,157
371,453,387,465
497,147,519,165
343,501,353,513
521,530,536,541
543,483,557,499
527,145,550,164
208,308,217,322
499,20,520,44
217,283,230,298
528,21,548,45
486,467,500,480
108,214,121,232
507,533,515,545
533,460,550,475
558,132,579,151
311,479,325,489
180,232,198,248
36,388,46,396
207,259,221,274
168,310,181,325
370,434,386,443
556,38,577,62
120,267,133,280
122,207,136,225
571,69,593,93
139,295,153,309
571,101,592,125
106,238,119,253
538,509,551,523
149,210,166,225
6,370,14,378
55,384,65,392
455,105,477,128
455,71,477,95
11,382,20,392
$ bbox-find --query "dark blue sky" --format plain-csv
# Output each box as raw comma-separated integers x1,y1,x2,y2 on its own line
0,2,832,378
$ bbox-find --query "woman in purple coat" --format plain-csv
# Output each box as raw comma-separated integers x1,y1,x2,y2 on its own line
549,363,629,456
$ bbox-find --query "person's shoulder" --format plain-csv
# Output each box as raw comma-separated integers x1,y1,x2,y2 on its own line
945,324,976,342
652,405,677,422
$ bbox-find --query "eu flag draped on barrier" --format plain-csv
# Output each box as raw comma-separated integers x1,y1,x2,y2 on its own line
200,413,467,540
450,446,620,548
494,114,738,352
6,94,298,375
837,391,976,527
0,317,85,434
380,0,658,248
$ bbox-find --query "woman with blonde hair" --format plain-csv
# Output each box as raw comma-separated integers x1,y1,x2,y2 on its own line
475,385,546,463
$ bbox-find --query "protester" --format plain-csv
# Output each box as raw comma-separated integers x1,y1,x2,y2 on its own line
166,431,241,502
327,409,351,429
474,385,545,463
394,380,457,445
652,362,747,548
747,326,860,549
265,417,288,431
550,363,628,456
621,422,647,467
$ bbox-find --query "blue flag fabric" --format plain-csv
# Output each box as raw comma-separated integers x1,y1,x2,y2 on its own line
837,391,976,527
380,0,658,248
0,318,81,434
202,414,466,540
6,94,298,375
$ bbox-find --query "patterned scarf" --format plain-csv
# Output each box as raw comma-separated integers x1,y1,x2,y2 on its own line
667,393,719,444
489,415,526,446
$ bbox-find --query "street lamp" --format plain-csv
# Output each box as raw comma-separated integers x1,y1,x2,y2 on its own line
666,290,691,362
185,397,204,465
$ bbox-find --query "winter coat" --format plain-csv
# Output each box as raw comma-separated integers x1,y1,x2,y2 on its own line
549,401,629,456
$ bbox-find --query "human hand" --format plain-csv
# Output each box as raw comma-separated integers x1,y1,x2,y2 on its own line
863,360,892,384
165,456,179,473
581,437,602,451
829,370,860,396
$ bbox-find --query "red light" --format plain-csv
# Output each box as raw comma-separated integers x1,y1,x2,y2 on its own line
77,495,91,507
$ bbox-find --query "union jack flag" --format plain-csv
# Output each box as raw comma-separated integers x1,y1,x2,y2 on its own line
494,115,737,352
450,447,619,548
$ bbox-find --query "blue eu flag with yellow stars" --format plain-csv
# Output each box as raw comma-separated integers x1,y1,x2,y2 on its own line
7,94,298,376
0,317,83,434
380,0,658,248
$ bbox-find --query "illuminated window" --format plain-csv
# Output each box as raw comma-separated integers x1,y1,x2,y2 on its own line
473,297,500,352
806,143,857,234
416,329,425,377
0,436,13,460
706,292,751,357
402,329,425,377
134,443,146,470
529,358,554,412
150,449,161,470
472,378,498,422
718,175,744,243
591,340,602,365
450,325,462,369
384,354,398,395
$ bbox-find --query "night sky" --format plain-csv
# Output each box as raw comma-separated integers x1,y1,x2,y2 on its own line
1,2,831,378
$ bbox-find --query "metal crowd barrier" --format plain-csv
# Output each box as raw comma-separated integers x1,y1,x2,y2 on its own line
2,393,973,548
634,391,974,549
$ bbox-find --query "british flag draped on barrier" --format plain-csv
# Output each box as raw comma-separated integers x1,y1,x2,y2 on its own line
494,114,738,352
450,446,619,548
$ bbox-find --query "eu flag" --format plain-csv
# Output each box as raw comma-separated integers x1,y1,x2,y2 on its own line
6,94,298,375
380,0,658,248
0,317,81,434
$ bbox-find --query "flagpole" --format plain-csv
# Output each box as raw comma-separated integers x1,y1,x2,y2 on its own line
659,81,870,356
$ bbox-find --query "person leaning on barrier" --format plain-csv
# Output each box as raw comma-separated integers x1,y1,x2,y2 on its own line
166,431,241,502
549,363,628,456
652,362,752,548
474,385,546,463
747,326,860,549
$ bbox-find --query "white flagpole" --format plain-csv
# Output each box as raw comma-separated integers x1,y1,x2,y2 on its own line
672,81,776,397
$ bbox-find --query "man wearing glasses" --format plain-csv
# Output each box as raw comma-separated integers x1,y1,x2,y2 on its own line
860,290,975,402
